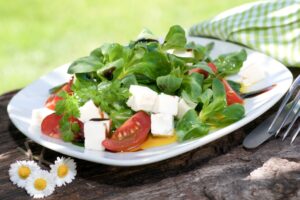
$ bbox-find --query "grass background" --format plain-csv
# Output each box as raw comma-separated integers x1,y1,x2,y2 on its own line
0,0,254,95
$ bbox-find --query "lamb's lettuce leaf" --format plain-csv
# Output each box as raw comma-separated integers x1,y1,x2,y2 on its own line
176,110,209,142
68,56,104,74
156,74,182,95
181,73,204,103
199,78,245,127
186,42,214,61
199,78,226,122
123,50,172,81
162,25,187,50
213,49,247,76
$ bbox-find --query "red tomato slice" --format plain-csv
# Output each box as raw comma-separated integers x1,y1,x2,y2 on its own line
41,113,83,140
41,113,62,138
221,79,244,105
102,112,151,152
45,77,74,110
207,62,218,73
61,77,74,94
45,94,63,110
189,62,218,78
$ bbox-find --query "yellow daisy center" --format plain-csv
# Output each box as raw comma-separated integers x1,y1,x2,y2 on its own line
18,166,31,179
57,164,69,178
34,178,47,191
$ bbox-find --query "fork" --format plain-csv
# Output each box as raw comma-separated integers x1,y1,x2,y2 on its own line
268,74,300,143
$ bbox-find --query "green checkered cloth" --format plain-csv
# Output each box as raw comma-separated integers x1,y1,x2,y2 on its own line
189,0,300,67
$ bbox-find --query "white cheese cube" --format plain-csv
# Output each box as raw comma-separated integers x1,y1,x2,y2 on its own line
177,98,194,119
151,113,174,136
167,49,194,58
31,108,54,125
152,93,179,115
84,120,110,151
239,65,266,86
79,100,108,122
126,85,158,112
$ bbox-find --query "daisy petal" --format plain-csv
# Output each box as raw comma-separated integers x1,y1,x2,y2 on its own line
9,160,40,188
25,170,55,199
50,157,77,187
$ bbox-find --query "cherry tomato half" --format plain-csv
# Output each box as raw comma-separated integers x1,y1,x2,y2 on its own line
221,79,244,105
189,62,218,78
41,113,62,138
102,111,151,152
41,113,83,140
45,95,63,110
45,77,74,110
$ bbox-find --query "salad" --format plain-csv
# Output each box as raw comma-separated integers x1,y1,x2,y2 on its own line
35,25,248,152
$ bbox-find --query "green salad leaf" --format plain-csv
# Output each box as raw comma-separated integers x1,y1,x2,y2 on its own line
109,108,134,129
162,25,187,50
199,78,226,123
199,78,245,127
120,74,138,88
156,74,182,94
68,56,104,74
125,50,172,80
191,62,216,75
136,28,158,41
227,80,242,94
55,91,80,142
101,43,125,62
176,110,209,142
181,73,204,103
186,42,214,61
213,49,247,76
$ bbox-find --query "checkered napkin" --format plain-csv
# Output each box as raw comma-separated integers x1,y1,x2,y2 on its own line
189,0,300,67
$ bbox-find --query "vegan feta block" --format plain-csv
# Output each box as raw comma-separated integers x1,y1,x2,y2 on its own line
31,108,54,125
152,93,179,115
239,64,266,86
151,113,174,136
126,85,158,112
79,100,108,122
177,98,195,119
84,120,110,151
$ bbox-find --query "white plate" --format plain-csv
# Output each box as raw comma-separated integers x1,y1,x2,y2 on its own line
7,37,293,166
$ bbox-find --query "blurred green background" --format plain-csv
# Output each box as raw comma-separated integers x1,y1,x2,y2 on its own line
0,0,254,95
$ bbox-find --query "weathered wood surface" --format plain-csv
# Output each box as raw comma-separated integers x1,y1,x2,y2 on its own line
0,68,300,200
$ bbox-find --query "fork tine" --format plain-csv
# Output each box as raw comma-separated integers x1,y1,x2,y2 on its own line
282,104,300,141
291,123,300,144
291,124,300,144
268,75,300,135
275,90,300,137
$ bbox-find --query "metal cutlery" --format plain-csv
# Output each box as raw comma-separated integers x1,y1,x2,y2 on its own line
243,75,300,148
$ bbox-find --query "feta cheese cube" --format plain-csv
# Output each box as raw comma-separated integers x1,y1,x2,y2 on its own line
167,49,194,58
151,113,174,136
31,108,54,125
177,98,194,119
239,65,266,86
79,100,108,122
126,85,158,112
152,93,179,115
84,120,110,151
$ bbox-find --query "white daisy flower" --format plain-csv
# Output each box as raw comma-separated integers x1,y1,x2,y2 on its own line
9,160,40,188
25,170,55,199
50,157,77,187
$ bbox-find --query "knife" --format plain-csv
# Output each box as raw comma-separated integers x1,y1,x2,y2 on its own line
243,102,299,149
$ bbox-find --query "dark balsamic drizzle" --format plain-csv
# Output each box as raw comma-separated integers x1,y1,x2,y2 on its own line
90,118,110,122
241,84,276,99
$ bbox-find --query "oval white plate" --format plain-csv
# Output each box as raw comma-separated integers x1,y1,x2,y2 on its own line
7,37,293,166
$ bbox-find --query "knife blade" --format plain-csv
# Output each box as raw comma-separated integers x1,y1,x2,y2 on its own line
243,102,299,149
